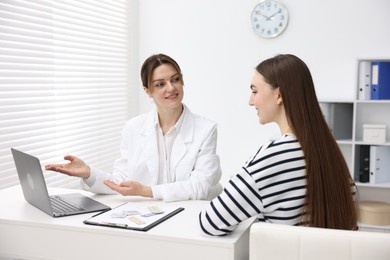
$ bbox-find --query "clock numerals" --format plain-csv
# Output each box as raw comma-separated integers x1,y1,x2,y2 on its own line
251,0,289,39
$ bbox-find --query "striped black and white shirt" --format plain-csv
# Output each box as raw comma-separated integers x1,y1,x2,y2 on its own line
199,134,307,236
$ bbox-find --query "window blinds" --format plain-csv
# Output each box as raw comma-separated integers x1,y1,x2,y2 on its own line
0,0,134,189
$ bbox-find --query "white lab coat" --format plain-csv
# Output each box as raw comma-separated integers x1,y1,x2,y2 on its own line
83,105,222,202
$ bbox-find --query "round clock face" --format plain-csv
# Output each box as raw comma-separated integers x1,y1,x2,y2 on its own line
251,0,289,38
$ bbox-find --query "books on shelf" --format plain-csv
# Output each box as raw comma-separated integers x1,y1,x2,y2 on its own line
358,60,390,100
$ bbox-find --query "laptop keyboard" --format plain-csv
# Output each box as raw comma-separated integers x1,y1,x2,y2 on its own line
50,196,84,214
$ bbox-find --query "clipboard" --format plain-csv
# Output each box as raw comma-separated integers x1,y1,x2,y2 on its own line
83,202,184,231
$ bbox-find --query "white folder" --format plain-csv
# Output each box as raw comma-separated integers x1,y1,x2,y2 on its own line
358,61,372,100
369,146,390,184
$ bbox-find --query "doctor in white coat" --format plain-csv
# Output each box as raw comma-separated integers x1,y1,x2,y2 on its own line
46,54,222,202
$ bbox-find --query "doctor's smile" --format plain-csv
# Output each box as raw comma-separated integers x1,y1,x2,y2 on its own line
165,93,179,99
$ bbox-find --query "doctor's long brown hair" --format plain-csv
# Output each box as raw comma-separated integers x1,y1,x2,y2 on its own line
256,54,357,230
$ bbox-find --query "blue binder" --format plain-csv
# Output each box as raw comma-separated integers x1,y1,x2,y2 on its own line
371,61,390,100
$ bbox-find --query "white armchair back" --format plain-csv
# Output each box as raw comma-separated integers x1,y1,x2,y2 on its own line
250,222,390,260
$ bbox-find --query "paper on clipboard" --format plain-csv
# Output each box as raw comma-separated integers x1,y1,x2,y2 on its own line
83,202,184,231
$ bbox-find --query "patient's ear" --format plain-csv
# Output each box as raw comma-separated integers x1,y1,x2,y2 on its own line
276,88,283,105
277,94,283,105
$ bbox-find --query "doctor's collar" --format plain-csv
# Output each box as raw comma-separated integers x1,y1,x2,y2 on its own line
153,105,186,131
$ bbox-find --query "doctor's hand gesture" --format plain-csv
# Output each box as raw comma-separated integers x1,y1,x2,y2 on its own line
104,179,153,198
45,155,91,179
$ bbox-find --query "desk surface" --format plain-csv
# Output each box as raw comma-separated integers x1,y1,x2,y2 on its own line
0,185,254,260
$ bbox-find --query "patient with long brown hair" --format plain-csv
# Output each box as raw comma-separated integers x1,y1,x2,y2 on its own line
199,54,357,236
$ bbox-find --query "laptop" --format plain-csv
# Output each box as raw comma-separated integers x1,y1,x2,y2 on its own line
11,148,111,217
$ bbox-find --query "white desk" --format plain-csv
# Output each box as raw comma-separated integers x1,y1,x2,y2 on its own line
0,186,255,260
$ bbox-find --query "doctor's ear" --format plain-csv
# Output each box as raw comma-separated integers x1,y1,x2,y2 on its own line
143,87,153,98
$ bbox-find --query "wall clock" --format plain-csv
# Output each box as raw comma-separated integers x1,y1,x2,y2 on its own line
251,0,289,38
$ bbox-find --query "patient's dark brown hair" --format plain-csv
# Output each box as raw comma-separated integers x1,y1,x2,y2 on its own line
256,54,357,230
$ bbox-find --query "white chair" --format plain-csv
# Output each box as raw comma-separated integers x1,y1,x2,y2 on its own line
249,222,390,260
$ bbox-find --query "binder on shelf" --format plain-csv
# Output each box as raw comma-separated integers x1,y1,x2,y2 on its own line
359,145,370,183
369,146,390,184
358,61,371,100
371,61,390,100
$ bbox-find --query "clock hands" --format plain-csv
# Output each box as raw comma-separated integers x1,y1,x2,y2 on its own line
257,11,280,21
266,11,280,21
258,11,270,20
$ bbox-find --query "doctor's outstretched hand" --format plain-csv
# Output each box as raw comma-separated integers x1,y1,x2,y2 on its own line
103,179,153,198
45,155,91,179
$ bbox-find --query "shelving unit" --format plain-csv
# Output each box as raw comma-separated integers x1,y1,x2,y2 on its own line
320,59,390,203
320,59,390,231
320,100,390,231
320,59,390,232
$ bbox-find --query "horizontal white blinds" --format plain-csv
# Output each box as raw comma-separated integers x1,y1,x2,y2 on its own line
0,0,133,189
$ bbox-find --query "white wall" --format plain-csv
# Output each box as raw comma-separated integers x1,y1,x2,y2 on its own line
135,0,390,184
